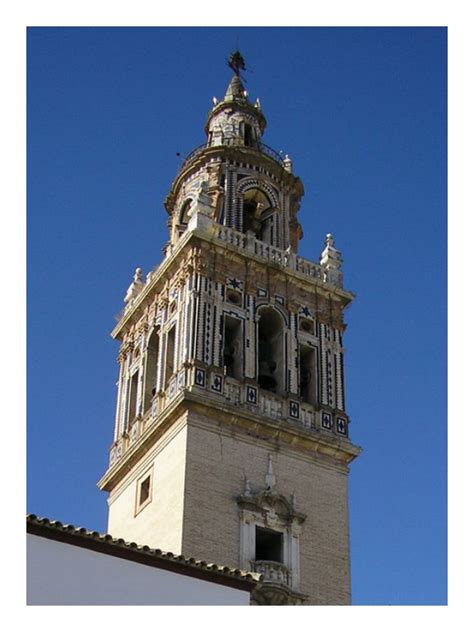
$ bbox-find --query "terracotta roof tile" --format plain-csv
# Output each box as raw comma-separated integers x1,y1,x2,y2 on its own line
27,515,261,590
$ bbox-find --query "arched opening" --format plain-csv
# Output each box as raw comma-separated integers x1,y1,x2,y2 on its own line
143,328,160,412
164,324,176,387
176,199,193,239
242,188,273,243
298,343,316,405
127,370,139,428
257,307,285,394
223,315,242,379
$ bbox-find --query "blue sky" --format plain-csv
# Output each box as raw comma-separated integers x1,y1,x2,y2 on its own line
27,26,446,605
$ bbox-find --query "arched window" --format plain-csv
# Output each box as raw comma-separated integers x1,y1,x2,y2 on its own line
257,307,285,394
298,343,316,405
242,188,273,243
176,199,193,239
223,315,242,379
143,328,160,412
164,324,177,387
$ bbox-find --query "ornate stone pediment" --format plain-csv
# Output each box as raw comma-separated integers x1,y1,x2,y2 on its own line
237,489,306,528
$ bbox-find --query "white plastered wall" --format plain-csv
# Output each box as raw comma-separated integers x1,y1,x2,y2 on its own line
27,534,249,605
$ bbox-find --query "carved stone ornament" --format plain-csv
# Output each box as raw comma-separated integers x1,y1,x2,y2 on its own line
251,582,307,606
237,488,306,528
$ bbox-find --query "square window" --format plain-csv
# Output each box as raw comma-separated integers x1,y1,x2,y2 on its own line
255,526,283,563
139,476,150,506
135,469,153,515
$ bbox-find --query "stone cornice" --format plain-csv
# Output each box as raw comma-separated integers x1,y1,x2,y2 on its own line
111,231,195,339
98,388,361,493
184,390,361,467
112,224,354,340
97,395,188,492
192,225,354,303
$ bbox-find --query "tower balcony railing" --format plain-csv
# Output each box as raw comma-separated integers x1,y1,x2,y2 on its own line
215,224,325,282
177,140,286,174
251,560,291,586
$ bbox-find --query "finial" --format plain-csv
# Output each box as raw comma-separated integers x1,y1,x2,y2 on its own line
320,233,343,288
227,50,246,77
124,267,144,304
283,154,293,173
265,453,276,490
133,267,142,282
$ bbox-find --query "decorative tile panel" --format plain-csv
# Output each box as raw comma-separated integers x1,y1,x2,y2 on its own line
300,306,312,318
226,277,243,290
289,400,300,419
194,367,206,387
336,417,348,436
321,411,333,430
211,374,223,393
246,385,258,405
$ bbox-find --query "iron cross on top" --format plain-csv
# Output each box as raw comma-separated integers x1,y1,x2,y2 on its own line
227,51,247,77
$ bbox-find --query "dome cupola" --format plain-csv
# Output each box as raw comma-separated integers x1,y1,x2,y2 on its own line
205,52,266,148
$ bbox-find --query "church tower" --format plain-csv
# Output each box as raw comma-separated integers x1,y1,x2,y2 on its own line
98,53,361,605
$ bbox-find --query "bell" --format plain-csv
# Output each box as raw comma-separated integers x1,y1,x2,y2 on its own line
258,360,277,392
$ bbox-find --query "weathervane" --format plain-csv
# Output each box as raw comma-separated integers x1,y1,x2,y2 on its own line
227,50,247,77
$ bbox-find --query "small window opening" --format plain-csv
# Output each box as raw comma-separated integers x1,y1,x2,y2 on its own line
139,476,151,506
223,316,242,379
299,344,316,404
243,123,253,146
165,325,176,386
255,527,283,563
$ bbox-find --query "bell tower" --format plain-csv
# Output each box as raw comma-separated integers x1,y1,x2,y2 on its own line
98,53,361,605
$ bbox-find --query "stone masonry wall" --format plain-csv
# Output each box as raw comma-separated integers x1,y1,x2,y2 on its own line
181,412,352,605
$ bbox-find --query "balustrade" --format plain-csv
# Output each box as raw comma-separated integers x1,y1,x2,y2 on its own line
300,404,316,429
260,393,283,420
251,560,291,586
109,370,347,468
224,378,241,405
215,224,324,282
